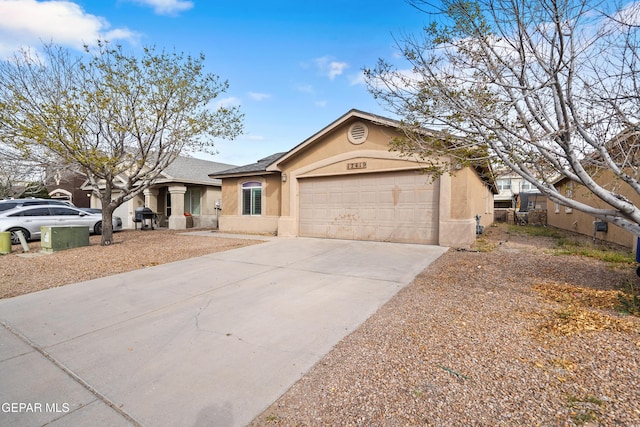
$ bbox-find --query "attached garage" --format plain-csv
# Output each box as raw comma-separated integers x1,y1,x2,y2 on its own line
211,109,496,247
299,171,439,244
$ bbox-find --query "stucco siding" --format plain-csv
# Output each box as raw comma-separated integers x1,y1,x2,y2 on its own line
216,110,496,247
548,175,636,249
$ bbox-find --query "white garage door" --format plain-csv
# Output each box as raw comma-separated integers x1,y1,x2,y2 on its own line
299,171,439,244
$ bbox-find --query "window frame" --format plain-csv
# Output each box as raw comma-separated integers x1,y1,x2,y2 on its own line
497,179,511,191
241,181,263,216
184,187,201,215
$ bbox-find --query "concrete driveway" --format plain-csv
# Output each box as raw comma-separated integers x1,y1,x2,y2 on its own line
0,236,447,427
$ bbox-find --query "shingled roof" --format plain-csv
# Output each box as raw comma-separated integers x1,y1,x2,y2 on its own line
208,152,287,178
160,156,237,185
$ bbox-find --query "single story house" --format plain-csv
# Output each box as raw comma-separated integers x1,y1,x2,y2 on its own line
86,156,235,230
209,109,497,247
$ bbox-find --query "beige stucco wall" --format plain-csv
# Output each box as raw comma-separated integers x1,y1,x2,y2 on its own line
450,168,494,227
277,120,405,219
218,175,281,235
219,116,495,246
548,174,636,249
192,186,221,228
436,168,493,247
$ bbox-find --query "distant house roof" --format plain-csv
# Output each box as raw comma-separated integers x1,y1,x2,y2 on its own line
159,156,237,185
208,152,287,179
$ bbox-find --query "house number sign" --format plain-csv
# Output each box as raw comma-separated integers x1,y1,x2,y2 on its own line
347,162,367,170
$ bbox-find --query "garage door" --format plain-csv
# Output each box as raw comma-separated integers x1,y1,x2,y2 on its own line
299,171,439,244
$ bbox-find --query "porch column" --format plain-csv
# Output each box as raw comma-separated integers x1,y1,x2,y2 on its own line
143,188,159,213
168,185,187,230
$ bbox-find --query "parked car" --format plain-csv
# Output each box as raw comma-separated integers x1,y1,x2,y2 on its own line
0,205,122,244
0,198,72,212
77,207,103,214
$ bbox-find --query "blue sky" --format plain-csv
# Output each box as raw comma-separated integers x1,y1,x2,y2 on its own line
0,0,430,166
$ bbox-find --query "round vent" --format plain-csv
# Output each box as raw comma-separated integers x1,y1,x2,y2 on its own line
347,122,368,145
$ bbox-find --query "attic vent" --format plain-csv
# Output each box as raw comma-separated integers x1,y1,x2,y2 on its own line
347,122,369,145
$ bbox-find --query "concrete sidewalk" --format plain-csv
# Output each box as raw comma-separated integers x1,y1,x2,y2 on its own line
0,237,447,427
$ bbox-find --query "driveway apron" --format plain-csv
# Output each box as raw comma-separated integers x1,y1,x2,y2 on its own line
0,237,447,427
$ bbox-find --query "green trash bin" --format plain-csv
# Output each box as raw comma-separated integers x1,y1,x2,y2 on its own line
0,231,10,254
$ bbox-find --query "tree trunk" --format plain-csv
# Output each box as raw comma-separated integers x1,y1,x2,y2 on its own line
100,192,114,246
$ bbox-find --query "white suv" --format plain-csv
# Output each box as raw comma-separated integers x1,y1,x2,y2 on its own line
0,198,72,212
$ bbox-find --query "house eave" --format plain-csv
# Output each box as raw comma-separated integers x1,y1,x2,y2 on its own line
208,171,279,180
266,109,401,172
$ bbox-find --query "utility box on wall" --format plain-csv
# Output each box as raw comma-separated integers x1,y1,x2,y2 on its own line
41,226,90,252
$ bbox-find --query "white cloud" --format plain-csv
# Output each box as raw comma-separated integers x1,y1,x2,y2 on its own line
0,0,137,57
313,56,349,80
294,84,314,94
241,135,265,141
125,0,194,16
247,92,271,101
348,71,366,86
315,100,327,108
215,97,241,108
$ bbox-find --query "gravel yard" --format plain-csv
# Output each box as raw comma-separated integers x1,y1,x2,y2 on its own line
0,229,262,299
251,225,640,427
1,224,639,426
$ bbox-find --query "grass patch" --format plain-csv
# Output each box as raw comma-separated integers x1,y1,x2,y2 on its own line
508,224,563,238
553,243,635,265
617,280,640,315
566,394,605,425
265,414,280,423
508,224,635,265
472,237,497,252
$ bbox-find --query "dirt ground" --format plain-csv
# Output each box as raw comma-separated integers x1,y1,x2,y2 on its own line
250,224,640,426
1,224,639,426
0,228,263,299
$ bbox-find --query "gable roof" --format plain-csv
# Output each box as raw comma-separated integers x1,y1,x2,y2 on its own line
266,109,401,172
208,152,287,179
160,156,236,185
208,109,497,192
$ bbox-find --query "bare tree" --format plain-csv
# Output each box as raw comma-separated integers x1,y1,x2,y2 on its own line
0,42,243,244
366,0,640,234
0,144,47,199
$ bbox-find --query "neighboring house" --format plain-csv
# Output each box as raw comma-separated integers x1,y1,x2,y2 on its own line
85,156,236,230
45,168,91,208
494,170,541,210
209,109,497,247
548,128,640,249
548,174,637,249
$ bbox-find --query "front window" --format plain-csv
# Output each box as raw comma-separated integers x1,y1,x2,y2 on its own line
184,188,201,215
565,183,573,214
521,181,535,191
242,181,262,215
497,179,511,191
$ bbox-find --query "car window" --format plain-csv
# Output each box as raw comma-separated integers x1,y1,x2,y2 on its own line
0,202,18,212
10,207,51,217
22,201,49,206
50,207,82,216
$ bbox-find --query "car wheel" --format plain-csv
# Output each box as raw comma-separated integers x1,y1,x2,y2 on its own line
94,222,103,235
8,228,29,245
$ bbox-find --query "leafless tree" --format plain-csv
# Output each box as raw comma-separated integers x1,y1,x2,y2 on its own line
366,0,640,234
